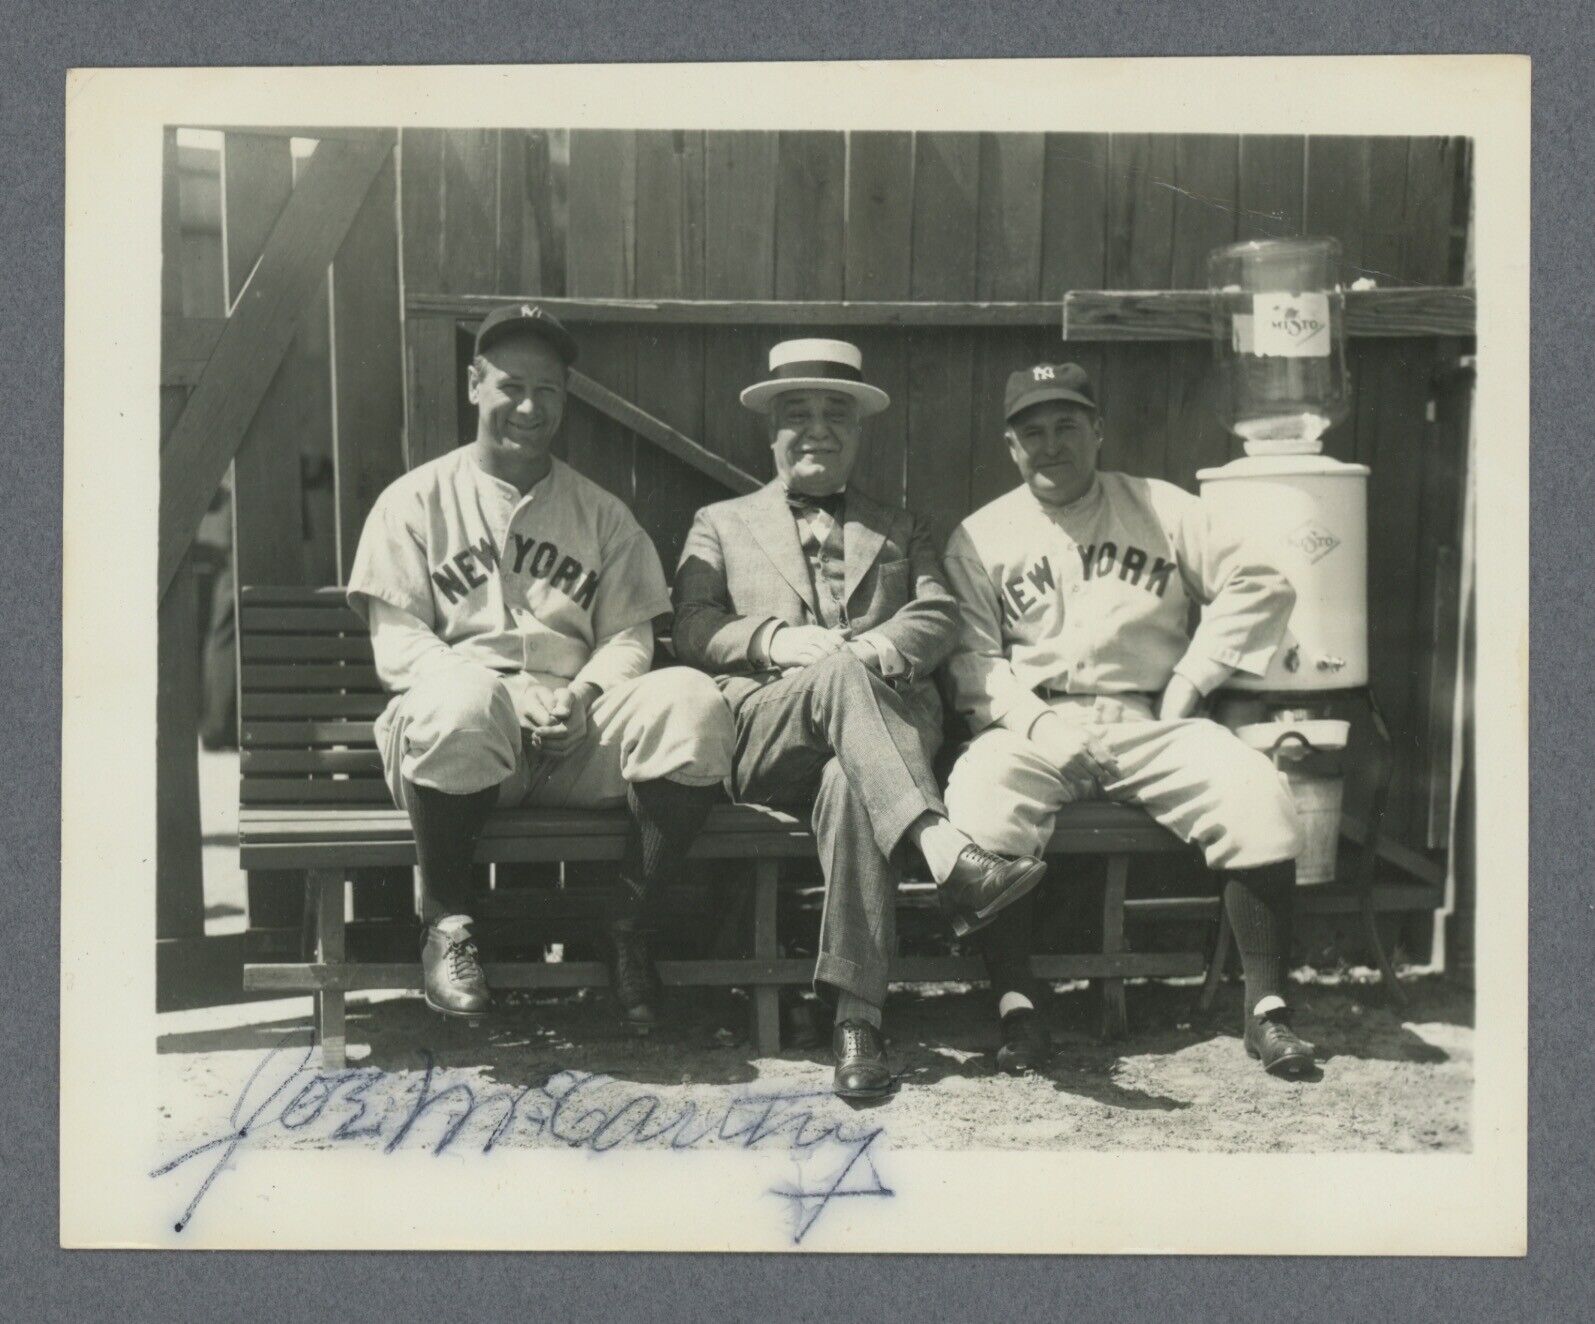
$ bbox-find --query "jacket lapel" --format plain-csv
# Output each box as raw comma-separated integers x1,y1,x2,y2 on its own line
842,488,890,607
737,481,818,617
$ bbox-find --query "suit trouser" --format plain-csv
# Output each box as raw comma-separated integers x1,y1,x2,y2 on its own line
730,650,945,1008
944,693,1303,869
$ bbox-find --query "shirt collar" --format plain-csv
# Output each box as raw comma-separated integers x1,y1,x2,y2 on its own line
465,446,561,501
1029,473,1103,521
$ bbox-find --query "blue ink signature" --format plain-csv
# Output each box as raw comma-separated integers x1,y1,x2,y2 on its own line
151,1033,892,1244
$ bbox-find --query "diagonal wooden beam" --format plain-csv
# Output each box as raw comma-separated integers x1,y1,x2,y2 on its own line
567,368,760,494
158,133,395,598
176,308,758,496
160,315,224,387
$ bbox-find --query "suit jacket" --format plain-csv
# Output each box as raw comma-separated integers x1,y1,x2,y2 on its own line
672,480,960,746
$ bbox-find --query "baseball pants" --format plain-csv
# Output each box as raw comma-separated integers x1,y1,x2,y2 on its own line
730,649,946,1008
376,662,735,811
944,693,1303,871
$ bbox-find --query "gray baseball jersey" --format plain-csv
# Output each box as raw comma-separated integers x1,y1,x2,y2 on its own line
942,471,1296,736
347,450,671,686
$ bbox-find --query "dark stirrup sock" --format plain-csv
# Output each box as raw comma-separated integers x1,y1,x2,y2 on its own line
405,780,499,924
978,894,1039,1002
616,778,723,924
1222,861,1297,1013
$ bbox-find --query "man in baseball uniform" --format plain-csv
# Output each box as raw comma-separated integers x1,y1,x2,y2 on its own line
347,304,735,1030
673,339,1046,1101
941,362,1315,1078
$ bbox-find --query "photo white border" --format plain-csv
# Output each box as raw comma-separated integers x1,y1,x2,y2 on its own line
61,56,1529,1253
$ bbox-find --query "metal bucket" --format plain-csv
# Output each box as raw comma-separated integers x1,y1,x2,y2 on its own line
1237,721,1348,886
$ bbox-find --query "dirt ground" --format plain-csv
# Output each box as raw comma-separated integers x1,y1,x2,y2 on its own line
157,970,1471,1158
177,745,1469,1156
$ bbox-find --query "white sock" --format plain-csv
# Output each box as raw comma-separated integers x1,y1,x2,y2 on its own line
915,817,973,884
998,990,1035,1019
431,913,474,937
834,991,883,1029
1252,994,1287,1018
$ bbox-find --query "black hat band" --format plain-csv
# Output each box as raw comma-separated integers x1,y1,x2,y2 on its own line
770,359,864,382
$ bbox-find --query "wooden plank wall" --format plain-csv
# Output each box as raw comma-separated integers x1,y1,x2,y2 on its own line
392,129,1466,853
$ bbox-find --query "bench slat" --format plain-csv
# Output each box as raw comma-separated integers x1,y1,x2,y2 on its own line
241,664,384,691
242,635,374,662
241,779,396,805
241,804,807,841
242,720,376,747
241,693,392,719
240,834,822,870
244,950,1209,993
241,605,367,633
239,800,1168,840
239,586,354,606
242,749,385,774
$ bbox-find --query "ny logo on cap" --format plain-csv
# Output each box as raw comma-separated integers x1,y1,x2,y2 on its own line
1032,365,1056,381
520,304,541,319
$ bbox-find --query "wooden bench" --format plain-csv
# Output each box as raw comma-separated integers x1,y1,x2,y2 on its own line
238,587,1209,1067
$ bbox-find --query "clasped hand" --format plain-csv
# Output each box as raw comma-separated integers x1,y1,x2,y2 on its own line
766,625,877,673
1030,712,1115,797
517,683,593,757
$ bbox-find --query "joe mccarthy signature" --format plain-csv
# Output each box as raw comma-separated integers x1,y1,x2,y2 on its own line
152,1034,892,1244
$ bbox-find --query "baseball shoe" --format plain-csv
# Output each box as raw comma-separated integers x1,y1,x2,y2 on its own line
608,919,660,1034
995,1007,1052,1075
1244,1006,1316,1077
421,916,492,1019
832,1020,894,1101
938,845,1047,938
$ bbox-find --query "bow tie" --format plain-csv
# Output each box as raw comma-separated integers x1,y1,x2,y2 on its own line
785,489,845,518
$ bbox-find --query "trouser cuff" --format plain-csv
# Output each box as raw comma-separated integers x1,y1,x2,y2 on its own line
873,789,946,860
814,952,888,1010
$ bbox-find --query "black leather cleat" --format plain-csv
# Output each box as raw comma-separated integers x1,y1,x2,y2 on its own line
995,1008,1052,1075
421,916,491,1019
608,920,660,1034
938,845,1047,938
1244,1007,1316,1077
832,1020,894,1101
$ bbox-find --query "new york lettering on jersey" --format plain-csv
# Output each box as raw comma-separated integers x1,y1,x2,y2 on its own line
998,542,1178,624
348,451,669,683
428,530,599,612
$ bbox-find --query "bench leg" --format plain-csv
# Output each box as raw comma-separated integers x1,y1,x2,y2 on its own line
1198,904,1232,1015
750,859,781,1057
1098,855,1129,1041
1356,688,1407,1008
311,869,347,1070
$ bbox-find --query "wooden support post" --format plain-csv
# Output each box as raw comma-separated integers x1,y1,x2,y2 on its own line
1356,690,1408,1008
313,869,348,1068
751,859,781,1056
1098,855,1129,1040
156,558,206,942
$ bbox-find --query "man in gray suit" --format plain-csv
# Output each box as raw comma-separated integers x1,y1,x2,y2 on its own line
673,339,1045,1100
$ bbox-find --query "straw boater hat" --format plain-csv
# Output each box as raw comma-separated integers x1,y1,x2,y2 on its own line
739,338,891,417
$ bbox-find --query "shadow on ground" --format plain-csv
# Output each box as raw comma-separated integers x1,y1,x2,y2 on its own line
159,972,1470,1086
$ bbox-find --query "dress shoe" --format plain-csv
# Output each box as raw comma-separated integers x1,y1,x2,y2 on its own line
938,844,1047,938
608,920,660,1034
1244,1006,1316,1077
421,916,491,1018
995,1007,1052,1075
832,1020,894,1101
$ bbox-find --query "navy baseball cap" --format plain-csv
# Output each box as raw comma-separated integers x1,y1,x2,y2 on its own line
474,302,579,366
1004,362,1097,421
